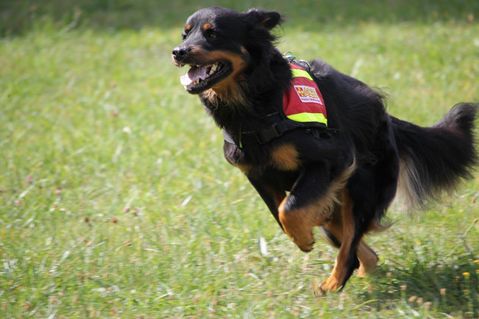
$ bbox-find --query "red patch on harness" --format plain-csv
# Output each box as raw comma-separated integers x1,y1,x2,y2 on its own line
282,64,327,120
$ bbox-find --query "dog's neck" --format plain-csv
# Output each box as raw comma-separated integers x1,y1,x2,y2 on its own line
200,49,291,134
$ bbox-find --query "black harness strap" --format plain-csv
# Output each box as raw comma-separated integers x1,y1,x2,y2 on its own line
242,120,328,145
223,119,335,147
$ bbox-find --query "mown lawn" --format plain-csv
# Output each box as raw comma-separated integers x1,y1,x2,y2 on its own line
1,1,478,318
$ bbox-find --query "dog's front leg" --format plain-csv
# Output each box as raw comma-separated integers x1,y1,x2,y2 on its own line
277,164,332,252
247,176,286,230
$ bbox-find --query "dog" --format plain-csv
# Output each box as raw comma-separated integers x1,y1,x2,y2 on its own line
171,7,478,293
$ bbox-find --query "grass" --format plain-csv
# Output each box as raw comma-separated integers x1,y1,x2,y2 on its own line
1,0,479,318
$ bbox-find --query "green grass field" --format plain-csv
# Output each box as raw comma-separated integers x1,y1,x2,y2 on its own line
1,1,478,318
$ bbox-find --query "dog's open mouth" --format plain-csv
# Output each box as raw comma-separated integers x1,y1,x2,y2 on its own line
180,61,232,94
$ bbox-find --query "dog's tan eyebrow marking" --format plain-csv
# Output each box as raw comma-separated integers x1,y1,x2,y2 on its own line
201,22,213,31
184,24,192,32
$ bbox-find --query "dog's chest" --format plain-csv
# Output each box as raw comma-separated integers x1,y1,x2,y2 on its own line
270,143,300,171
224,141,301,174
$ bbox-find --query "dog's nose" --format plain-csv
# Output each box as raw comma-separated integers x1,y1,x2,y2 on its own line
172,47,190,60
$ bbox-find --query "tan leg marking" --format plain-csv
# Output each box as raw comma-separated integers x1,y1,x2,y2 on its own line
279,200,328,252
279,161,356,252
357,241,379,277
317,189,379,294
319,189,355,293
322,211,379,279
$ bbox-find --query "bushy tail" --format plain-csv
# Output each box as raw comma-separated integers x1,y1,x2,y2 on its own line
392,103,478,208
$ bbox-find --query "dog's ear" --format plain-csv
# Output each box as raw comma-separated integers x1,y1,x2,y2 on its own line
244,9,282,30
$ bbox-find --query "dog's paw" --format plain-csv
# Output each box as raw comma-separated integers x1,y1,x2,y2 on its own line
357,262,377,278
312,278,325,297
319,276,343,295
357,254,379,277
312,276,342,296
294,239,315,253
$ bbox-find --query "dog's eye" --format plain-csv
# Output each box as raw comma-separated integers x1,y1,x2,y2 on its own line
205,29,217,39
181,32,187,40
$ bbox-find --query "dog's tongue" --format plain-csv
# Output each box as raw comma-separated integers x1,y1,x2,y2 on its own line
180,65,208,86
189,65,208,81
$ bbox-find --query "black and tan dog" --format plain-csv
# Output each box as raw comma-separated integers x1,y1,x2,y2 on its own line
172,7,478,293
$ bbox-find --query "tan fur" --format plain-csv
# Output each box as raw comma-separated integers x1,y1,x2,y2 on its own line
278,200,328,252
201,89,220,106
317,188,380,294
188,45,208,55
318,189,355,293
208,50,248,103
278,160,357,252
271,144,300,171
201,22,213,31
184,24,192,32
357,242,379,277
186,48,249,106
323,217,379,278
201,84,247,107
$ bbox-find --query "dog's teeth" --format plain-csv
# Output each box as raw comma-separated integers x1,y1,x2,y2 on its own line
211,64,217,73
180,73,193,86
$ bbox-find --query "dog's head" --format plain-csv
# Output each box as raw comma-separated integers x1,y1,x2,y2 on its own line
172,7,282,97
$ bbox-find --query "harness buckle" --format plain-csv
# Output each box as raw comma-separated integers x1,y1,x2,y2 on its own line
256,123,282,144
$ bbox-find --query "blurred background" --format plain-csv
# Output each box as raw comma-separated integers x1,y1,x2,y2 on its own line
1,1,478,318
1,0,478,35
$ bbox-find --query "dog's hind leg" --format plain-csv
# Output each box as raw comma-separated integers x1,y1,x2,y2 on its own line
357,241,379,277
322,213,379,277
317,189,363,294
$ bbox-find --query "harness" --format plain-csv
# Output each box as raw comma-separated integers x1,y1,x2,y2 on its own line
223,57,337,148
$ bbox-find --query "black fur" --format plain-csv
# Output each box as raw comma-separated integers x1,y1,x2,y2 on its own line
172,7,478,290
393,104,478,207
